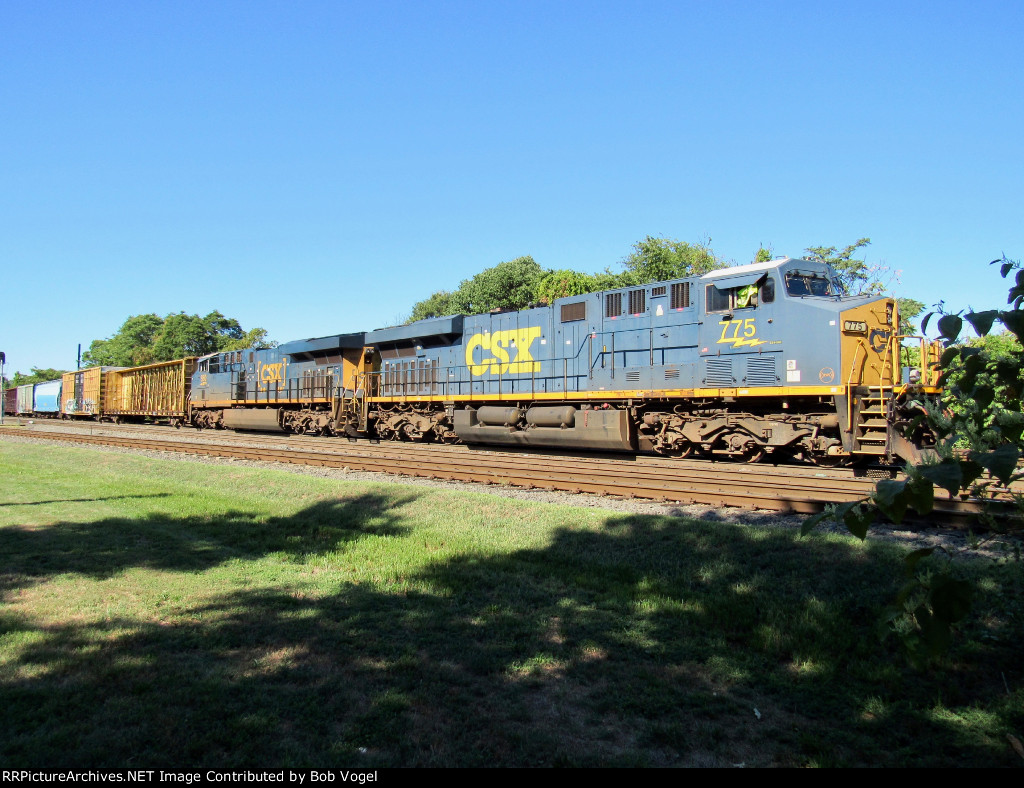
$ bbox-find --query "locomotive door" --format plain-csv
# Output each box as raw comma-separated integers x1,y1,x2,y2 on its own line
231,367,247,403
554,306,592,394
74,372,84,411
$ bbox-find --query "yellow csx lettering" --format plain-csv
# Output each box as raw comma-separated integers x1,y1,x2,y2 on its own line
717,318,766,348
256,359,288,390
465,327,542,376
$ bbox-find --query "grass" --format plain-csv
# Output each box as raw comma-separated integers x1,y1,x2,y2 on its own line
1,439,1022,767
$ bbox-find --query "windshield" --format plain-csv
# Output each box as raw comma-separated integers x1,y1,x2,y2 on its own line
784,269,844,297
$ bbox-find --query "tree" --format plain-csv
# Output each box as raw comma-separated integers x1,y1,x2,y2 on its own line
447,256,547,315
404,236,720,323
805,237,873,293
83,314,164,366
83,312,273,367
619,236,719,285
9,368,67,386
803,256,1024,664
222,328,277,352
898,297,927,334
754,246,773,263
535,269,602,304
408,291,457,322
150,312,244,361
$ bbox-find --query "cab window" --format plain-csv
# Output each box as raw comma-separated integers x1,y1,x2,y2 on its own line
785,270,840,297
706,283,761,312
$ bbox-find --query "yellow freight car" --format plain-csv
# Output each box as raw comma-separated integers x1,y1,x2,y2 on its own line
103,358,197,426
62,366,124,419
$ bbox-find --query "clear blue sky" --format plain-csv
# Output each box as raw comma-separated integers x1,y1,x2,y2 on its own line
2,0,1022,375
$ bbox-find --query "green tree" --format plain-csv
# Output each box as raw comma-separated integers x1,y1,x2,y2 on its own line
804,238,873,294
754,246,773,263
9,367,67,386
535,269,602,304
83,312,272,367
898,297,927,333
449,255,547,315
83,314,164,366
408,291,457,322
619,235,719,285
404,237,720,323
150,311,244,361
222,327,277,352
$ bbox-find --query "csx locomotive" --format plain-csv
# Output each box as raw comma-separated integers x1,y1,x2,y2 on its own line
188,257,942,465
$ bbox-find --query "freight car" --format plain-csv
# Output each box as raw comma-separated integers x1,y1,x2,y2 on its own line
14,380,62,417
103,358,196,426
3,387,17,417
61,366,124,419
187,257,942,466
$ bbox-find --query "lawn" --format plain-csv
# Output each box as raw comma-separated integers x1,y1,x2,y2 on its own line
1,439,1021,767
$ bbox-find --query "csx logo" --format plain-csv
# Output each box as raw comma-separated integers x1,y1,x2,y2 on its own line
256,359,288,389
465,327,542,376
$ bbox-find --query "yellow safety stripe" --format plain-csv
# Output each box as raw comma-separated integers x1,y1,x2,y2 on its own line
189,385,941,409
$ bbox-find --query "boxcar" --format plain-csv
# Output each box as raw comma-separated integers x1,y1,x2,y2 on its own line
16,384,34,415
103,358,196,425
3,388,17,416
62,367,124,418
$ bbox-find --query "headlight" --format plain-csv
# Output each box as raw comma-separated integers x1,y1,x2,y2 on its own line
843,320,868,333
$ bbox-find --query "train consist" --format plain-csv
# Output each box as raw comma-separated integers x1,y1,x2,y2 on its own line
6,360,195,427
6,258,943,465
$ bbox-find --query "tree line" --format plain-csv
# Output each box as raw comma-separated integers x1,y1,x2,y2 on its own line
81,311,275,368
2,311,275,387
406,235,927,329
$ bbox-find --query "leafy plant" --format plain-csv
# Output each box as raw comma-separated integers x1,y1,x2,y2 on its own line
803,255,1024,664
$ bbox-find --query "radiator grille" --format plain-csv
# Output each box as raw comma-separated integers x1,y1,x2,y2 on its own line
746,356,778,386
561,301,586,322
705,359,734,386
671,282,690,309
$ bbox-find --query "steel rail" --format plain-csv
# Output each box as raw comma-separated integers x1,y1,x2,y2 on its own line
0,423,987,525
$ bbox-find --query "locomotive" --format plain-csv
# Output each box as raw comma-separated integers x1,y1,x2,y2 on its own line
188,257,943,465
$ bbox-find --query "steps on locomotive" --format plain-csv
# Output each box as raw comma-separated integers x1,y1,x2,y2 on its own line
852,389,892,456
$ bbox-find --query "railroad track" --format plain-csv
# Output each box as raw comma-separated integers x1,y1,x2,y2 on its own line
2,421,992,527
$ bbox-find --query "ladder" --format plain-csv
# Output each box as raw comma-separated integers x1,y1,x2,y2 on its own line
852,386,893,457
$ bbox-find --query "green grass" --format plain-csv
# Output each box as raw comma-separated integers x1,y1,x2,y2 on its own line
1,440,1022,767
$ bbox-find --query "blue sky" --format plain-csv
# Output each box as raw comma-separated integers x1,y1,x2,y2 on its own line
2,0,1022,375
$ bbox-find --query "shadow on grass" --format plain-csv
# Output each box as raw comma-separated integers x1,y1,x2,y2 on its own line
0,492,417,594
0,493,174,507
1,504,1022,767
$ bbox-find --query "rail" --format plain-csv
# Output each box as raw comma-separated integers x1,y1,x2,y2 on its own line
0,421,1002,527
